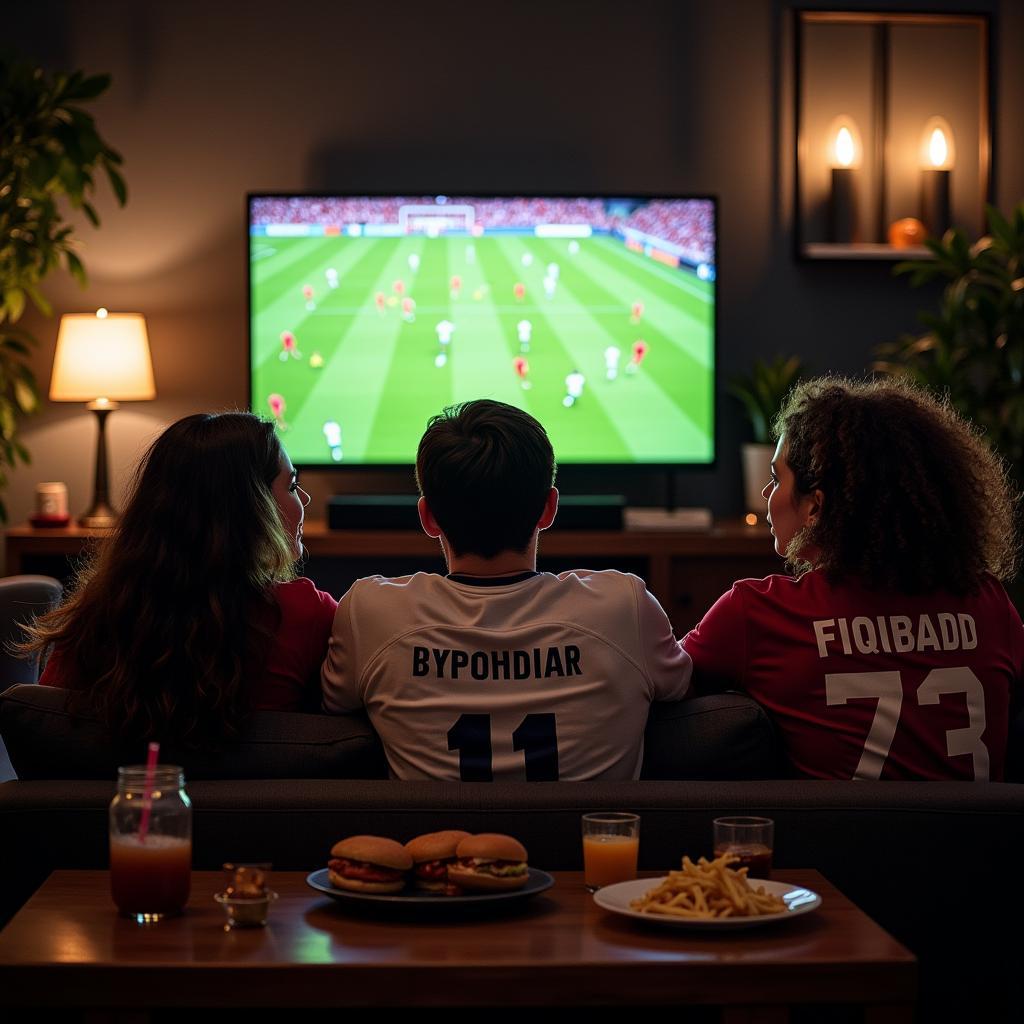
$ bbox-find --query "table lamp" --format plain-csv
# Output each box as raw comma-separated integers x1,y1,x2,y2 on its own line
49,309,156,528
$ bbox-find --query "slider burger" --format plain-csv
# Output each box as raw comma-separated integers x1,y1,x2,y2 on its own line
448,833,530,892
404,830,471,895
328,835,413,893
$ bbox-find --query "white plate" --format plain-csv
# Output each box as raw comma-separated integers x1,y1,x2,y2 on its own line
306,867,554,907
593,876,822,930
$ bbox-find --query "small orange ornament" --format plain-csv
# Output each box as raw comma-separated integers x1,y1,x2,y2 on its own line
888,217,926,248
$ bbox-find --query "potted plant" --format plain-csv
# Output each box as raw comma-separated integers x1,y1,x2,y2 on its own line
873,202,1024,489
0,57,126,521
727,355,805,515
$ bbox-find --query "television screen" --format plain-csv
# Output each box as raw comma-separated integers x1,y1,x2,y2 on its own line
249,194,716,466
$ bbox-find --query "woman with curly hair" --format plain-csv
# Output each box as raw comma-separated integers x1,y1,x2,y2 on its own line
683,376,1023,780
26,412,337,746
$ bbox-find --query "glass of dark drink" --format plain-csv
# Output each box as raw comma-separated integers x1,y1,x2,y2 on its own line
712,816,774,879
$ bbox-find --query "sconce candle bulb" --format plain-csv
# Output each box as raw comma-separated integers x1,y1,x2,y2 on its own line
928,129,948,168
835,127,855,168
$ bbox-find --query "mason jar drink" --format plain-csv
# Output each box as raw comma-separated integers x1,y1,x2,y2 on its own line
109,765,192,922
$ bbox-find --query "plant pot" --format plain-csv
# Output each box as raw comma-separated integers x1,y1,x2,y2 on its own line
741,443,774,516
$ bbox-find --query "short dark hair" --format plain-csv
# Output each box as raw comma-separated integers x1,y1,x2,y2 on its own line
775,376,1020,594
416,400,556,558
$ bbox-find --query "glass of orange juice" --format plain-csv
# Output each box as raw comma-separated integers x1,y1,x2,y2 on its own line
582,812,640,891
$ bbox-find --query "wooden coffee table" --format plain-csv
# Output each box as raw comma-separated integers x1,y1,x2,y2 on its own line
0,869,915,1020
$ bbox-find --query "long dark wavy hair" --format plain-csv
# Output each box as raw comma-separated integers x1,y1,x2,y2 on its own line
775,376,1020,594
23,412,297,745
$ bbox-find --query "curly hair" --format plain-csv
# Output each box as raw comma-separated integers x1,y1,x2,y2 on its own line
22,413,297,746
774,376,1020,594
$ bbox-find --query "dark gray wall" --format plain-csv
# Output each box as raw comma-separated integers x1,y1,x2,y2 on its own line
6,0,1022,538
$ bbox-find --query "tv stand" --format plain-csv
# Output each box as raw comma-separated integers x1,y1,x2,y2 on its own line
6,519,779,630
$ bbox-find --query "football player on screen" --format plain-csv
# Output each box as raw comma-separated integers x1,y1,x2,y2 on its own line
434,319,455,368
279,330,301,361
626,339,648,375
562,370,585,408
517,319,532,353
604,345,621,381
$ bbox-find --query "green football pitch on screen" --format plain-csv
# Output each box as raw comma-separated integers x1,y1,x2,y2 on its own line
250,234,714,465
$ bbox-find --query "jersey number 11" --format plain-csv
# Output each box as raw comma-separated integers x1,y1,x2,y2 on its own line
448,713,559,781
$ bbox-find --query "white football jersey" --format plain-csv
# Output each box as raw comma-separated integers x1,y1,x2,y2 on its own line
322,570,692,781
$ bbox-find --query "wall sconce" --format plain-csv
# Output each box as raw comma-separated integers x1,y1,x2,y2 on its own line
795,11,990,260
920,116,955,237
828,116,862,243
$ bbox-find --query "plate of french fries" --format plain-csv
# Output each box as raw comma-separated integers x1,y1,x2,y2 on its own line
593,853,821,930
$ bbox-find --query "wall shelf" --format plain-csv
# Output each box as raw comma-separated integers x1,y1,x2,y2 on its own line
795,11,991,261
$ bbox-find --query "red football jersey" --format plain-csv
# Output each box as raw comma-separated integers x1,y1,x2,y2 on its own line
41,578,337,714
682,571,1023,780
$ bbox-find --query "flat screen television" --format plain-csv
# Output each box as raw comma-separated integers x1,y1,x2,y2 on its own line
248,194,716,467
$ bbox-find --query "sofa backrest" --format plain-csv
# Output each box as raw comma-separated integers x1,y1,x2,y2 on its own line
0,684,388,780
0,684,783,781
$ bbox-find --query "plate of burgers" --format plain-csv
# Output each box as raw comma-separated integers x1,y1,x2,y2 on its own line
307,831,554,905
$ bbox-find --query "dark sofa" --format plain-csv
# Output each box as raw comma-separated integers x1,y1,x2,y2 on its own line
1,683,1021,1023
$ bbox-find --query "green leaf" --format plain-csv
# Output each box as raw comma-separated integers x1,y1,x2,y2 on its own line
728,354,805,445
82,201,100,227
4,288,25,322
0,402,16,440
13,377,37,414
65,72,111,101
23,283,52,317
65,249,87,286
105,164,127,205
986,204,1014,249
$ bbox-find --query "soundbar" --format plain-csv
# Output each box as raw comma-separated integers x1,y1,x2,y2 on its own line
328,495,419,530
327,494,626,531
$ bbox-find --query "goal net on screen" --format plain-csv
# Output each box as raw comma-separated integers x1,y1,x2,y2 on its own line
398,203,476,236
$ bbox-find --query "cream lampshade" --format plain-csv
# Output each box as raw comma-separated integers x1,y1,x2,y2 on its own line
50,309,156,527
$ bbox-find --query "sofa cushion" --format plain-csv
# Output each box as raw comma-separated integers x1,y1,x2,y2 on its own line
641,693,783,779
0,684,387,781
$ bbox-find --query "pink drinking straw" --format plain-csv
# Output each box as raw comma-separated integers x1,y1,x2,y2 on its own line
137,741,161,845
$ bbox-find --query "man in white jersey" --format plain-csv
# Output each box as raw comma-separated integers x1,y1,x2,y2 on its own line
321,399,691,780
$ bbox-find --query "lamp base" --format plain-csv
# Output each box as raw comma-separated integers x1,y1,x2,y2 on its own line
78,499,118,529
80,402,119,529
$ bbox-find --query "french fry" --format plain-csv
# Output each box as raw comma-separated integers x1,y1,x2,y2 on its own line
629,852,787,919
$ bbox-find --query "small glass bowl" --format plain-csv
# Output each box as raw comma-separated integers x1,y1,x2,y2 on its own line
214,889,278,929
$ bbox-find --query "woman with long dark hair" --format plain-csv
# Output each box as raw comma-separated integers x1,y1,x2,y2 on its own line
683,376,1023,780
27,412,336,745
